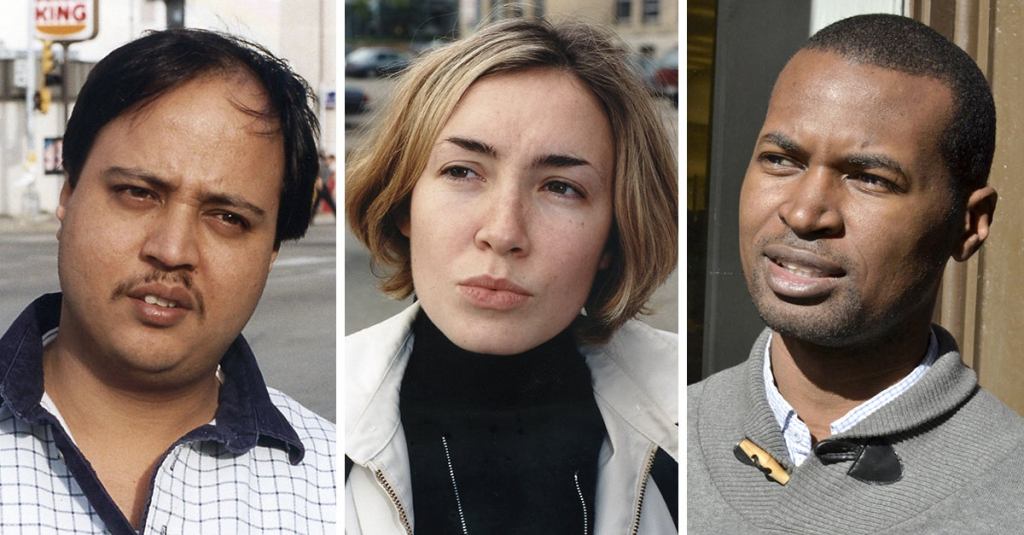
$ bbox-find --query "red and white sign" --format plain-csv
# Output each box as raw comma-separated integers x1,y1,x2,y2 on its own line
35,0,98,42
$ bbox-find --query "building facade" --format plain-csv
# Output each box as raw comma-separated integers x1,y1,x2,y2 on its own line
458,0,677,57
0,0,335,219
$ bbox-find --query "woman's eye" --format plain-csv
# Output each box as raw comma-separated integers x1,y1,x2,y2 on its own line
544,180,584,198
441,166,480,180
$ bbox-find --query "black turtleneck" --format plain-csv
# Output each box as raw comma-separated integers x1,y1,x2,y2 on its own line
400,311,606,534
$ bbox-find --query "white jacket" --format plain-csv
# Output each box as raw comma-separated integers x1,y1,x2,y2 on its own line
345,303,678,534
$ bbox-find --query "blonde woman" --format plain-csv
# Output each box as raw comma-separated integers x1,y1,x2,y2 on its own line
345,18,678,534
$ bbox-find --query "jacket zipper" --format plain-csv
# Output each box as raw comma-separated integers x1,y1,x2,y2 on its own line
574,470,589,535
629,445,659,535
375,469,413,534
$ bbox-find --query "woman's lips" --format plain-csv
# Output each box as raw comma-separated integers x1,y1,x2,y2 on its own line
457,276,532,311
762,244,846,299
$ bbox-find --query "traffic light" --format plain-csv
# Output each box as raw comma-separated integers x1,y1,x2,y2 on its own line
34,88,52,114
41,41,54,76
40,40,62,87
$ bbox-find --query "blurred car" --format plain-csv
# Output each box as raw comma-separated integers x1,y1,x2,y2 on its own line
628,45,659,90
345,47,410,78
345,86,369,114
651,47,678,107
410,38,448,56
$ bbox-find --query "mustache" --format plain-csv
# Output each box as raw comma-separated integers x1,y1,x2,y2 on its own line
755,232,853,269
110,271,206,316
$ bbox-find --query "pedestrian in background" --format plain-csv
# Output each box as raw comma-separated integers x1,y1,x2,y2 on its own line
314,150,337,216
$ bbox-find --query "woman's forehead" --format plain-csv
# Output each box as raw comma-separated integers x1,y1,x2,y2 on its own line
430,69,614,175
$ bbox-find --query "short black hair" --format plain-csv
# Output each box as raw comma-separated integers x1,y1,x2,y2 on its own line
63,29,320,246
804,14,995,196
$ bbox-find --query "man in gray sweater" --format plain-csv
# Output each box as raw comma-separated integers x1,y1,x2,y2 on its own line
688,14,1023,534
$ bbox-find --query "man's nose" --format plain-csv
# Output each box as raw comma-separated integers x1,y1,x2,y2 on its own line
140,205,200,271
777,167,844,238
474,187,530,257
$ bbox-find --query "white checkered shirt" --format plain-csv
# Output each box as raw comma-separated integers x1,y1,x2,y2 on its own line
0,294,336,534
763,329,938,467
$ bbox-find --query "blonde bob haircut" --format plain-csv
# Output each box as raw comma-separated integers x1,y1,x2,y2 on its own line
346,18,677,343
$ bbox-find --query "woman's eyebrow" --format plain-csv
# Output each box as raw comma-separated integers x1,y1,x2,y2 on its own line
445,136,591,169
532,154,591,168
445,136,498,158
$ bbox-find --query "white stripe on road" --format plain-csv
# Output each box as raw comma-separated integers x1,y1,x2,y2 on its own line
273,256,334,267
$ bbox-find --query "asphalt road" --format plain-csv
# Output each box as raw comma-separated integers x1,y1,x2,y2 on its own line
344,76,679,336
0,218,336,422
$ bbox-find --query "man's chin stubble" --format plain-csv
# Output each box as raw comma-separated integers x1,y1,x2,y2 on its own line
748,282,871,349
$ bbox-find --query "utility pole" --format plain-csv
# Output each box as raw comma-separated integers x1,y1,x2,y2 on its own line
61,42,70,127
16,3,40,219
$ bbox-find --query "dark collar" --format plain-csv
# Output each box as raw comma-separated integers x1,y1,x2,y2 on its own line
402,309,589,408
0,292,305,464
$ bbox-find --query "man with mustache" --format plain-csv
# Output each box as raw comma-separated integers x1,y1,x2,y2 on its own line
688,14,1022,534
0,30,334,534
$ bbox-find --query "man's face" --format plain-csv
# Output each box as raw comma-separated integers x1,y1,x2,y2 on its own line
56,72,284,385
739,50,961,347
402,68,614,355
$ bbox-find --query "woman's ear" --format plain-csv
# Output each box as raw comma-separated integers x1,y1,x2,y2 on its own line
953,185,997,262
398,215,411,238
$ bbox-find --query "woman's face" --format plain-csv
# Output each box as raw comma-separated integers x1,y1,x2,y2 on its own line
402,68,615,354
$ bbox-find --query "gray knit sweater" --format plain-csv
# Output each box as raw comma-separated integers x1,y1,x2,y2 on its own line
688,327,1024,534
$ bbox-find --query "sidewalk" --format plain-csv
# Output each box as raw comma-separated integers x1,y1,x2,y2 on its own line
0,215,59,234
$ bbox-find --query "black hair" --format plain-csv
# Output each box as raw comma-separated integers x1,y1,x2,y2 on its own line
804,14,995,197
63,28,320,246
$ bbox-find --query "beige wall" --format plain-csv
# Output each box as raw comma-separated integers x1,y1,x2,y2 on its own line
914,0,1024,414
280,0,337,153
973,0,1024,413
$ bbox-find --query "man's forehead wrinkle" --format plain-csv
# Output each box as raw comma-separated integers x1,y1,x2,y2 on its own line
103,165,269,214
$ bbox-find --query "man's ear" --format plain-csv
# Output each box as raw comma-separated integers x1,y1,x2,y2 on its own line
55,179,72,240
269,250,279,271
953,185,997,262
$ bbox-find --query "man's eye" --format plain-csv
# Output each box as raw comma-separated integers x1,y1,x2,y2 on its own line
215,212,250,229
116,186,156,201
761,154,797,167
848,172,899,192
